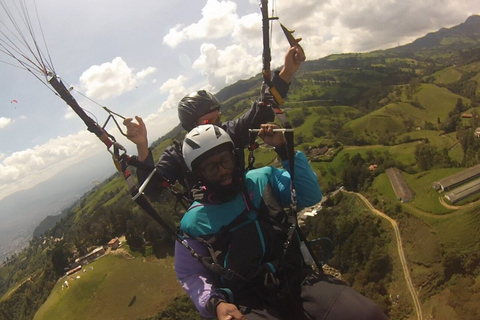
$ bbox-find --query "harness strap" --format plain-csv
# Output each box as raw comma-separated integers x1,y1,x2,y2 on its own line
192,186,299,287
200,209,251,265
269,87,284,106
271,107,298,257
247,140,259,171
258,0,299,254
127,152,191,212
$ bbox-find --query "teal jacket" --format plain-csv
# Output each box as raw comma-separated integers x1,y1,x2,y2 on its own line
174,151,322,318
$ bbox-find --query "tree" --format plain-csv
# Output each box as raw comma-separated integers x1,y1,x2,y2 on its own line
457,128,475,166
454,98,465,114
125,220,145,251
329,120,344,136
442,251,465,281
291,112,305,127
342,154,371,191
414,143,437,170
312,119,326,137
294,133,305,145
48,241,68,277
302,106,312,116
442,116,461,133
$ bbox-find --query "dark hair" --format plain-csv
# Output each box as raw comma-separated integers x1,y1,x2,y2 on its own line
178,90,220,131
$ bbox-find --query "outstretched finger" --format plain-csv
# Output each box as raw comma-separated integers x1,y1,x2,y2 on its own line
135,116,144,126
123,117,134,126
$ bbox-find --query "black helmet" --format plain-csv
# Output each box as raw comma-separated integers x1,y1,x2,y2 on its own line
178,90,220,132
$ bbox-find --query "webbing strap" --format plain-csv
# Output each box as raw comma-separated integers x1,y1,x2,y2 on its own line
270,107,298,257
269,86,284,106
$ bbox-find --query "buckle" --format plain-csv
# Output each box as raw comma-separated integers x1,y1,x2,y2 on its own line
264,272,280,287
223,268,235,280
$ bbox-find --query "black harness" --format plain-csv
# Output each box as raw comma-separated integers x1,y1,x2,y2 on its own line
181,184,306,308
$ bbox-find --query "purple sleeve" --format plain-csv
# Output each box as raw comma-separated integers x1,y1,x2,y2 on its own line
174,239,225,318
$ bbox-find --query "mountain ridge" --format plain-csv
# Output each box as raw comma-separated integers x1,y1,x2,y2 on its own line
391,14,480,52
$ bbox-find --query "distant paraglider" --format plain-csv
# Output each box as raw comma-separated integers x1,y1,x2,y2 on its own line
10,99,18,103
91,180,100,186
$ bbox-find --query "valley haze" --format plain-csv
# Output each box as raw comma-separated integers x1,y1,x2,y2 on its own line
0,154,115,261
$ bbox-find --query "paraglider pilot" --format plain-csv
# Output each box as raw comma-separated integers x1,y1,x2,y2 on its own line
123,44,306,201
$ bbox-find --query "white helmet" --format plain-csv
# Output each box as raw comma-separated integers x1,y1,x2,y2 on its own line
183,124,234,171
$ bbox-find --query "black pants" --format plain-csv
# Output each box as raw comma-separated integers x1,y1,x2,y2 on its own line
238,272,389,320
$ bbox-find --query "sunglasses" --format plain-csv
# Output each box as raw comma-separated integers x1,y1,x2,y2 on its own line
199,113,221,125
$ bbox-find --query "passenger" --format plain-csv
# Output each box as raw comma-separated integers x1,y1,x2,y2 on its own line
175,124,389,320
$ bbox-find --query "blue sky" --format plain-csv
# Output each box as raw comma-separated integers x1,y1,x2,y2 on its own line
1,0,480,201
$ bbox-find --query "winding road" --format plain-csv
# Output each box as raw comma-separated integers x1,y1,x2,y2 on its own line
348,191,423,320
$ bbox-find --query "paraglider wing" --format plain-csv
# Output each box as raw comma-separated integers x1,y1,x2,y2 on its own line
11,99,18,103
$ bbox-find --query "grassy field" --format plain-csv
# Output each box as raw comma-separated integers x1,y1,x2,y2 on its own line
309,142,420,190
370,172,398,202
433,204,480,252
342,83,471,143
34,253,184,320
396,130,463,164
433,61,480,85
431,66,462,84
403,169,460,214
416,84,470,121
74,176,128,218
370,164,480,215
345,102,414,137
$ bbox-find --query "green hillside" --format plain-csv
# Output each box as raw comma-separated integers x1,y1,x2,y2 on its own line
342,83,471,143
416,84,470,119
345,102,414,138
1,14,480,320
34,254,183,320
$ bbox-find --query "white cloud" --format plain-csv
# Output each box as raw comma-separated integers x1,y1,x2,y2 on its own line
158,75,188,112
161,0,480,92
163,0,238,47
0,117,13,129
143,109,179,145
79,57,155,100
272,0,480,58
0,130,103,200
136,67,156,80
192,43,261,92
159,75,188,94
231,13,262,51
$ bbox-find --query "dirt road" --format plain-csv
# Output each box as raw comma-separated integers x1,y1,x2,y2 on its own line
350,192,423,320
